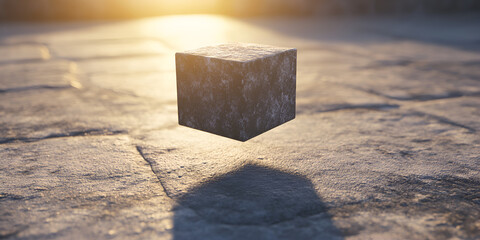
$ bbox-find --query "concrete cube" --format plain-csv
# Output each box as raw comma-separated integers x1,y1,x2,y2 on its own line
175,43,296,141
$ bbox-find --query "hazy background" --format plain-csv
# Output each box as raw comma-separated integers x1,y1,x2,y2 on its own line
1,0,480,20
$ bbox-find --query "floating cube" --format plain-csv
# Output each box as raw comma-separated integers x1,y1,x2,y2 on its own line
175,43,296,141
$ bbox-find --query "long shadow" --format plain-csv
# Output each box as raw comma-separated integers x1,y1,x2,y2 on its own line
173,164,343,240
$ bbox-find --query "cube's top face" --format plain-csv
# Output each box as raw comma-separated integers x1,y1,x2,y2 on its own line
178,43,294,62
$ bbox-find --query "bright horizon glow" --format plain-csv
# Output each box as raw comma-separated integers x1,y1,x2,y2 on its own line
119,0,224,16
158,0,221,13
140,15,239,49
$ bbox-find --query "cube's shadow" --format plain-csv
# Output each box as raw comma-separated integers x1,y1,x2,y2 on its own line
173,164,343,239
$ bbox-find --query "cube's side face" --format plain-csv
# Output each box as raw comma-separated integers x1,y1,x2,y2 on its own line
176,53,245,140
240,49,296,140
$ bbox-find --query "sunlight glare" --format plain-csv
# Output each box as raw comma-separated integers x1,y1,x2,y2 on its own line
142,15,241,50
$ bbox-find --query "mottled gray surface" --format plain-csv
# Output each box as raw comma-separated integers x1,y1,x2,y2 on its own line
0,14,479,240
176,43,296,141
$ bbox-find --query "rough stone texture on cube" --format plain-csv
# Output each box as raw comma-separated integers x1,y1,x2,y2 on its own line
176,43,296,141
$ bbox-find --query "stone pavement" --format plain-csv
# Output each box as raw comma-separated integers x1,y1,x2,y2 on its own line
0,14,479,239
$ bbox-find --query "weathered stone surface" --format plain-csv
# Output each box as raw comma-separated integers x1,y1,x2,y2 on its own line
176,43,297,141
138,108,480,239
0,60,75,91
406,96,480,132
0,136,173,239
76,55,174,75
1,14,479,240
0,88,178,144
89,72,177,101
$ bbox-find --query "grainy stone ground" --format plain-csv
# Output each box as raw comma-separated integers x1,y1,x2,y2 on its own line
0,14,479,240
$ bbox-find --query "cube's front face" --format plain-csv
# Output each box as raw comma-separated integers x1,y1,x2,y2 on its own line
176,43,296,141
176,54,245,140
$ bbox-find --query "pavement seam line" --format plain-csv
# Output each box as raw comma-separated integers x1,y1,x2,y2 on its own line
409,110,476,133
341,82,480,102
135,145,173,199
0,85,72,94
0,227,27,240
0,129,127,144
299,103,400,114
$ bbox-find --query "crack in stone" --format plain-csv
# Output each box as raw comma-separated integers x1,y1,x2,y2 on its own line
359,59,480,72
0,129,127,144
0,192,37,201
135,146,173,199
409,111,476,133
0,85,72,94
0,58,49,66
357,59,415,69
350,85,480,102
436,69,480,82
328,174,480,238
366,29,480,52
298,103,400,114
0,227,27,240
